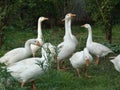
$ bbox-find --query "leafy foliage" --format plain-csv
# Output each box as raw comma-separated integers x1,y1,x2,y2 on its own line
104,43,120,53
84,0,120,43
84,0,119,25
6,0,64,30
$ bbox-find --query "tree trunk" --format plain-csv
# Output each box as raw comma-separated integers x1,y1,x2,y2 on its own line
108,24,112,44
105,15,112,44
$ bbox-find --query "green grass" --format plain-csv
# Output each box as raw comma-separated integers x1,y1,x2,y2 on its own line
0,24,120,90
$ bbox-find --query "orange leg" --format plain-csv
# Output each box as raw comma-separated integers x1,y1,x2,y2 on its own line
56,58,60,70
86,59,90,67
95,56,99,65
61,61,66,69
21,82,25,88
60,61,70,70
76,68,81,78
84,59,92,78
32,81,36,90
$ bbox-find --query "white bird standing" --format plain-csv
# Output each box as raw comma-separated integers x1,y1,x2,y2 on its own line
69,48,93,78
110,55,120,72
56,13,77,70
62,13,78,45
31,17,48,57
81,24,113,65
7,42,56,90
0,39,41,66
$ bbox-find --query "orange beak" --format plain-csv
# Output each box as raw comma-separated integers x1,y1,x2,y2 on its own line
81,25,85,27
86,59,90,67
62,13,76,21
70,13,76,17
36,41,41,46
44,17,49,20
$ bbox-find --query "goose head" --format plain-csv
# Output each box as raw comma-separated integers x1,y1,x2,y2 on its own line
38,17,48,22
81,24,91,29
30,39,41,46
62,13,76,21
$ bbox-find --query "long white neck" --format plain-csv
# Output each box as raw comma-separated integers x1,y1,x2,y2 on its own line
25,41,32,53
68,19,78,45
87,26,93,45
37,21,42,39
64,19,71,40
68,19,72,36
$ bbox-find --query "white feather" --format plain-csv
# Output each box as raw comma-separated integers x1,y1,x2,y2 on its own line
83,24,113,58
57,13,77,61
7,43,55,83
70,48,93,69
110,55,120,72
31,17,48,56
0,39,40,65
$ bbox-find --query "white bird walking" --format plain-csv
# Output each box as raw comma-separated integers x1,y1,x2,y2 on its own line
56,13,78,70
81,24,113,65
7,42,56,90
69,48,93,78
31,17,48,57
0,39,41,66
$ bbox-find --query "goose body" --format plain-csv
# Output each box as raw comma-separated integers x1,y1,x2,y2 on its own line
7,57,45,82
70,48,93,68
7,42,55,89
0,39,40,65
57,39,76,60
31,17,48,57
81,24,113,64
110,55,120,72
56,13,77,70
69,48,93,77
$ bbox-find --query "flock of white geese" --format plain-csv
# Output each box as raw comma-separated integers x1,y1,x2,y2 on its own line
0,13,119,90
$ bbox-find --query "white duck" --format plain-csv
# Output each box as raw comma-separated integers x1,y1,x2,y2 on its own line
69,48,93,78
56,13,77,70
31,17,48,57
0,39,41,66
7,42,56,90
81,24,113,65
110,55,120,72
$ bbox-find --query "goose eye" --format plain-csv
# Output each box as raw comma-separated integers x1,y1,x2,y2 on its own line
67,15,69,17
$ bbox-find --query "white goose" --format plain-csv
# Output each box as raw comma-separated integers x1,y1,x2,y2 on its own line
31,17,48,57
62,13,78,45
7,42,56,90
81,24,113,64
0,39,41,66
69,48,93,78
56,13,77,70
110,55,120,72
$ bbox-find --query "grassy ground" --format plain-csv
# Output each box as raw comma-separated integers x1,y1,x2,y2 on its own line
0,24,120,90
